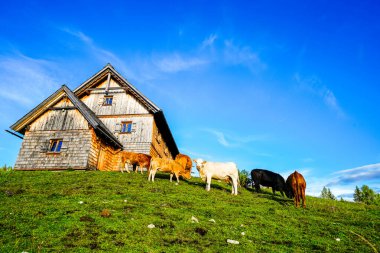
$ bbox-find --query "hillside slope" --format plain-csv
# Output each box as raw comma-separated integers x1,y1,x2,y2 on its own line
0,170,379,252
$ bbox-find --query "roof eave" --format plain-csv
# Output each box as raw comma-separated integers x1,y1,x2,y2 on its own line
154,110,179,158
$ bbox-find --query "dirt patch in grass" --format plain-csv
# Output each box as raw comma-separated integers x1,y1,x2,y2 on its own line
4,188,25,196
34,211,46,217
80,215,95,222
100,209,111,218
195,227,208,236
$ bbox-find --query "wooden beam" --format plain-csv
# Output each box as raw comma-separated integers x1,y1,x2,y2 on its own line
85,87,128,91
5,129,24,139
105,73,111,94
48,106,76,110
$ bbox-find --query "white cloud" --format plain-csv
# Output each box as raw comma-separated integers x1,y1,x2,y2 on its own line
223,40,266,72
280,168,312,180
329,163,380,186
0,53,61,107
202,128,269,148
201,34,218,49
302,158,315,163
61,28,93,44
305,163,380,200
153,53,209,73
61,28,134,79
294,73,346,118
179,148,214,161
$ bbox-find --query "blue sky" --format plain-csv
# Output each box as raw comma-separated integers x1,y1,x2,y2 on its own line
1,1,379,199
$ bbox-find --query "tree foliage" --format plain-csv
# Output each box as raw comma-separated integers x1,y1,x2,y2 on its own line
320,186,336,200
1,164,12,171
353,185,380,205
239,170,250,188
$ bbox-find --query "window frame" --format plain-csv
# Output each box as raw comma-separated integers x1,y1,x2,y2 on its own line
103,95,113,106
120,121,132,134
48,139,63,153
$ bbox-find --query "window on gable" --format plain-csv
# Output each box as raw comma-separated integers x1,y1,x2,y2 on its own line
121,121,132,133
103,95,113,106
49,139,63,153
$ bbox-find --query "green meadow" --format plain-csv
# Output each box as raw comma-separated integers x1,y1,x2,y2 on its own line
0,170,379,252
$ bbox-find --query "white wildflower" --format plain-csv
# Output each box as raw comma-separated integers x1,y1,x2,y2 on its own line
147,224,155,229
241,232,245,236
336,238,341,242
209,219,216,223
78,201,84,204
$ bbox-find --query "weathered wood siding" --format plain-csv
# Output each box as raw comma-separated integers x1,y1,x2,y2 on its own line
81,79,149,115
151,121,173,159
80,78,154,155
88,128,121,171
14,129,92,170
14,100,92,170
99,115,153,154
30,99,88,131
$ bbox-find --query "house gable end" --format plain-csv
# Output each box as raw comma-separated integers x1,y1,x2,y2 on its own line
10,85,122,149
80,77,150,115
74,64,160,113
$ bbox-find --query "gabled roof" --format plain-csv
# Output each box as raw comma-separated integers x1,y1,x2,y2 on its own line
74,63,160,113
74,64,179,157
10,85,123,149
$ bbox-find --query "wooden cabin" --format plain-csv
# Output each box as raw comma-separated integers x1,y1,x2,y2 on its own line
9,64,179,171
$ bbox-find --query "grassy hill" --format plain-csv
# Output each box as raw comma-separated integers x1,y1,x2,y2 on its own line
0,170,379,252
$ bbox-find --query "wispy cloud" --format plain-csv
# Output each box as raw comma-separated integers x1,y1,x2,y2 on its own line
203,128,269,148
179,148,214,161
201,34,218,49
223,40,266,73
61,28,134,78
0,52,61,107
305,163,380,200
302,158,315,163
294,73,346,118
328,163,380,186
153,53,209,73
280,168,312,180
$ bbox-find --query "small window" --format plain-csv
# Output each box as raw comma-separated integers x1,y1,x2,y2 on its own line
103,96,113,106
49,139,63,152
121,121,132,133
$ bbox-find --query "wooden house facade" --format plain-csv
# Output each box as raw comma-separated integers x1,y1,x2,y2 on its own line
10,64,179,171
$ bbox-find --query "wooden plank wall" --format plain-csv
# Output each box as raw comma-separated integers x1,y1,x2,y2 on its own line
80,79,155,155
100,116,153,154
30,100,88,131
14,130,92,170
81,79,149,116
151,121,173,159
14,101,93,170
88,128,121,171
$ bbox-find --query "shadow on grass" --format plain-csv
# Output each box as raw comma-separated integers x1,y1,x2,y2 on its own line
184,180,236,194
246,187,294,206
